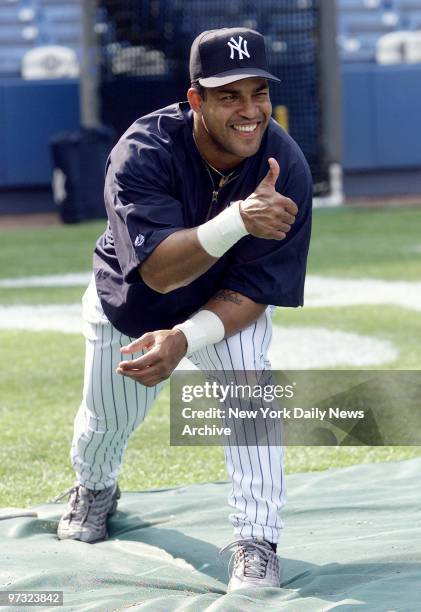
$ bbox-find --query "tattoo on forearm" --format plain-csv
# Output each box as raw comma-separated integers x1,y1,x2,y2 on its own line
214,290,243,305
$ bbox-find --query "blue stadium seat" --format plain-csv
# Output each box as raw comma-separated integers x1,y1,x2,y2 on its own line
0,47,27,76
391,0,421,9
0,59,21,76
338,32,379,61
0,42,44,77
0,5,36,23
390,0,421,28
46,21,81,45
338,0,383,10
41,4,82,23
338,10,400,34
405,11,421,29
0,23,40,44
39,0,79,4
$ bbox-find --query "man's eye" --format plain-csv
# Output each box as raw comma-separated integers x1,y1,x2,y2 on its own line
222,95,235,101
255,92,268,98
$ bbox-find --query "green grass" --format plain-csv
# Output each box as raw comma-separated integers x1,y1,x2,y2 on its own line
273,304,421,369
1,205,421,508
1,207,421,282
0,220,106,279
0,286,85,305
1,328,420,508
308,206,421,280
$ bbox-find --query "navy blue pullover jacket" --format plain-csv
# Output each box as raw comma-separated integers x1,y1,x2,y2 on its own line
94,102,312,338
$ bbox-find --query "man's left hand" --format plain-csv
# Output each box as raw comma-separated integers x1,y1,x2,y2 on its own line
116,329,188,387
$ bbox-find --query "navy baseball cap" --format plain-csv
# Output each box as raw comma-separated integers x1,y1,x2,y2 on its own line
189,27,280,88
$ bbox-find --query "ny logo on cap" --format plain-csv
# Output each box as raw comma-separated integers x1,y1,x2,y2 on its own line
227,36,250,60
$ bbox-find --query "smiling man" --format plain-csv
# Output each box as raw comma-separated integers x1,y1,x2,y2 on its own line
56,28,313,592
192,78,271,162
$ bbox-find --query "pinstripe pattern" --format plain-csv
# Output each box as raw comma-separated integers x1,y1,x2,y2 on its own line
189,305,285,544
71,318,165,491
72,285,285,541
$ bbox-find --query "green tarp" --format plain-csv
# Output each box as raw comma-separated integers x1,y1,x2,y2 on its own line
1,458,420,611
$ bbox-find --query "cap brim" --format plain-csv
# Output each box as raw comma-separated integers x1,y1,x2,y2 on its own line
198,68,281,88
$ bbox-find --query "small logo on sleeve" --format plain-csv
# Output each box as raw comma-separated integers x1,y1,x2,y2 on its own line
134,233,145,247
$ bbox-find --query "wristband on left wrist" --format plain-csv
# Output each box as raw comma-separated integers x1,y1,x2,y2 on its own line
173,309,225,355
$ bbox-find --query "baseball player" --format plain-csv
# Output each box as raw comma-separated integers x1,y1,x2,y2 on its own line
55,27,312,591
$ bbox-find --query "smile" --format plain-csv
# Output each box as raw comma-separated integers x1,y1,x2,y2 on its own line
231,123,259,133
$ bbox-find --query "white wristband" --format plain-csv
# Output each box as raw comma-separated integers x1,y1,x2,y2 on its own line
174,309,225,355
197,200,248,258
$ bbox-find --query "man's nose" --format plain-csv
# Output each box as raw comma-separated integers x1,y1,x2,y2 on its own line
238,97,259,119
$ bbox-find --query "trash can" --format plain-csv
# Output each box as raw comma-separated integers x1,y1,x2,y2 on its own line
50,125,115,223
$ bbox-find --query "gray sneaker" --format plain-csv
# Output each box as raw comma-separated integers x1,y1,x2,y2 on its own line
54,483,120,543
220,538,281,592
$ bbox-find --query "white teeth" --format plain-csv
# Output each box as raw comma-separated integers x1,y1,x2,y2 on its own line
232,124,258,132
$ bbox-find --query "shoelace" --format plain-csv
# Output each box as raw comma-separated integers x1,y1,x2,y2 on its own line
219,538,272,579
51,486,77,503
52,486,104,526
52,484,120,503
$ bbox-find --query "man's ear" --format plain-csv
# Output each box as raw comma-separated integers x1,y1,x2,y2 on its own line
187,88,203,113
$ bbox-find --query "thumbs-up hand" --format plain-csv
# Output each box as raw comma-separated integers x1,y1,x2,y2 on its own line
239,158,298,240
260,157,280,189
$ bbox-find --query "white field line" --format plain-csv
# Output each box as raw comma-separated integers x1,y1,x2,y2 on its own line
0,272,410,367
0,304,81,334
306,276,421,312
0,273,91,288
0,304,398,368
1,273,420,312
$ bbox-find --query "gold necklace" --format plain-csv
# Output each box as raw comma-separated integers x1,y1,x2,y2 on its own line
192,130,237,185
205,160,235,179
205,162,237,188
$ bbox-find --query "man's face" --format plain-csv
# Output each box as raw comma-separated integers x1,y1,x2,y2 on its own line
198,77,272,161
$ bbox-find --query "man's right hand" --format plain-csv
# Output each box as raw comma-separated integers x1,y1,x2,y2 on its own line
239,158,298,240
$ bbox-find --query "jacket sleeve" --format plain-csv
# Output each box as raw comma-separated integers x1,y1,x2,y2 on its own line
105,138,185,284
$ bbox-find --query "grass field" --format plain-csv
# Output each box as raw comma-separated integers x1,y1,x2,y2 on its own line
1,206,421,508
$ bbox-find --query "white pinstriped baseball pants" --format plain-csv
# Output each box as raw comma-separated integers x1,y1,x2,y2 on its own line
71,278,286,543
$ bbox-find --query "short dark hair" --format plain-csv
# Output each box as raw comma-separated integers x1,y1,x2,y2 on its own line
190,80,207,99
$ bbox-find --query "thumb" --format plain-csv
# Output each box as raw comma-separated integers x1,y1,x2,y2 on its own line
120,332,155,354
260,157,280,189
